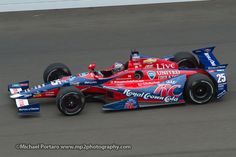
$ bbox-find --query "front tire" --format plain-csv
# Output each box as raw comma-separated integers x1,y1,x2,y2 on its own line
185,74,216,104
43,63,71,83
56,86,85,116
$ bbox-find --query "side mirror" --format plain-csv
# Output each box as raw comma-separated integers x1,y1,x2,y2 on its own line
88,63,96,71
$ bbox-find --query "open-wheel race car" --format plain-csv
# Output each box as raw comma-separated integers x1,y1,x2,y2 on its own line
8,47,228,116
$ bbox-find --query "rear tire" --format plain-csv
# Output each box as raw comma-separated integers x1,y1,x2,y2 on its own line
56,86,85,116
174,52,199,68
185,74,216,104
43,63,71,83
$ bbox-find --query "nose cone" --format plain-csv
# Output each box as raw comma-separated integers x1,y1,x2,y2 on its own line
10,94,22,99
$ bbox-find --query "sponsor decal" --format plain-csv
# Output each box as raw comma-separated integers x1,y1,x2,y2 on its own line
70,82,80,85
156,70,180,80
45,93,55,96
51,80,63,86
147,71,156,80
23,94,32,98
10,88,22,94
158,75,178,80
124,99,137,109
50,78,69,86
45,91,55,96
23,89,31,92
137,81,160,87
33,94,42,98
217,90,227,98
20,83,29,86
123,90,144,97
12,84,20,87
153,84,181,97
123,83,182,103
144,65,153,69
204,53,216,66
17,99,25,107
165,80,177,84
18,107,39,112
22,79,64,94
143,58,157,64
115,77,132,81
156,70,180,75
158,75,168,80
114,80,144,84
84,81,97,85
208,65,227,70
156,63,176,69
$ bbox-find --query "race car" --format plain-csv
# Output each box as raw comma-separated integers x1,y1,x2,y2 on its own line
8,47,228,116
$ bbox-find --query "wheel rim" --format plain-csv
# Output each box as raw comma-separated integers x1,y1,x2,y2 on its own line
190,81,213,103
60,92,82,114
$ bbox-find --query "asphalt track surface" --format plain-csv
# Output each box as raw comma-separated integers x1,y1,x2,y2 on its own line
0,0,236,156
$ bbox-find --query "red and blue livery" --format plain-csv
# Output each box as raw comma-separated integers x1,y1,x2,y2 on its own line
8,47,228,116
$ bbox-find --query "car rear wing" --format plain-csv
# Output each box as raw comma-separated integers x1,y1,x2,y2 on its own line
8,81,40,114
193,47,221,68
192,47,228,99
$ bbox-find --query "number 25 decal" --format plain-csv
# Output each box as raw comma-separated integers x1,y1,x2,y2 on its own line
216,73,226,83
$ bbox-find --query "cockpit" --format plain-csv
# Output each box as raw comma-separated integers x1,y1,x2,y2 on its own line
81,50,154,78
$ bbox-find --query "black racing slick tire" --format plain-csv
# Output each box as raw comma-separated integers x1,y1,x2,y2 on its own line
43,63,71,83
56,86,85,116
185,74,216,104
174,52,199,68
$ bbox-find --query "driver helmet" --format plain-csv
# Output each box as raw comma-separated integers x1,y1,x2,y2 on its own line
112,62,125,74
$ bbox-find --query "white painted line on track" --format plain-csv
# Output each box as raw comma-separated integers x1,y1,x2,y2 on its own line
0,0,207,13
